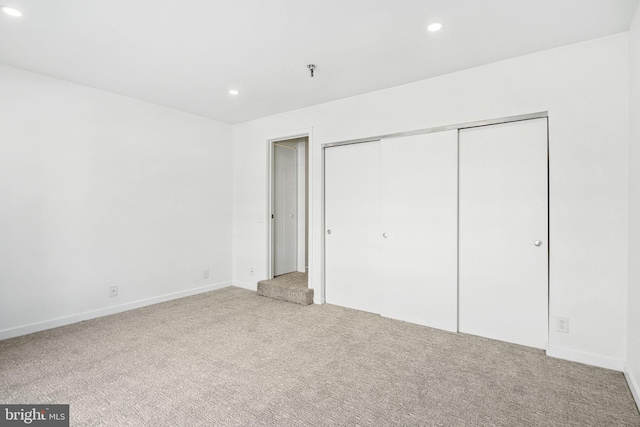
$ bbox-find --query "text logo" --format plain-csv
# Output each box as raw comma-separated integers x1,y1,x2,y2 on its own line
0,405,69,426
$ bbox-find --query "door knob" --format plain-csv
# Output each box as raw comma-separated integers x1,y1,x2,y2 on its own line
534,240,542,247
289,214,294,218
327,230,332,235
382,233,388,238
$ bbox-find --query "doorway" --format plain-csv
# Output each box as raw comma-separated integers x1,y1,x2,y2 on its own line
270,137,309,280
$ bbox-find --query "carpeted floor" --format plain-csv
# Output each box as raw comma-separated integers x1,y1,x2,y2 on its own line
269,272,308,288
257,272,312,305
1,287,638,426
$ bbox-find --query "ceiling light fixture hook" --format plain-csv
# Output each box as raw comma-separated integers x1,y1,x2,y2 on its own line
307,64,316,77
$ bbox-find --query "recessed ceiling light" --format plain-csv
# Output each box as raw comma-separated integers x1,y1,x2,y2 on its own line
1,6,23,17
427,22,443,32
229,89,239,96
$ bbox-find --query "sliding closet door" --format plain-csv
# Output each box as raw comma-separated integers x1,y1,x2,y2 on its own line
459,118,548,349
324,142,381,313
379,131,458,331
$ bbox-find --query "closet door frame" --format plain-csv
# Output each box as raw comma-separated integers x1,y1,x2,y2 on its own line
321,112,549,337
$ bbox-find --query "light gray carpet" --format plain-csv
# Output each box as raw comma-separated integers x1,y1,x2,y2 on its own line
1,287,638,426
257,272,312,305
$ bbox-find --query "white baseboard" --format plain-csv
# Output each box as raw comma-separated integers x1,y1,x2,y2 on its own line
624,362,640,410
311,285,324,305
546,346,624,371
232,280,257,291
0,281,231,341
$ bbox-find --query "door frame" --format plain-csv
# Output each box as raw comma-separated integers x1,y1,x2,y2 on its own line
266,129,313,282
321,112,548,333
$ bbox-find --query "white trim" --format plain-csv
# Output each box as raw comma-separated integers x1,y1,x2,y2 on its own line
307,130,315,303
266,128,313,144
232,280,257,291
267,139,275,279
0,281,232,341
624,362,640,410
322,111,548,148
266,128,314,286
546,346,624,371
319,140,326,304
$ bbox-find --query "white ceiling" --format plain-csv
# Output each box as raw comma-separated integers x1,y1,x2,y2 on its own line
0,0,638,124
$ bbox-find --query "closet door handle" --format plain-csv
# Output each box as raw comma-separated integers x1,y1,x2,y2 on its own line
327,230,332,235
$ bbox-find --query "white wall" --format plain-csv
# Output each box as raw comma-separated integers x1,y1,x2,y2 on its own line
0,64,233,339
626,2,640,406
232,34,629,370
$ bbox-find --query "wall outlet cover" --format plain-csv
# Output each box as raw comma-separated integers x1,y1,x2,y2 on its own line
556,316,569,333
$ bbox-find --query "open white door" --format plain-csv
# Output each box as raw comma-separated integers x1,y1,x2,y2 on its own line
458,118,548,349
274,144,297,276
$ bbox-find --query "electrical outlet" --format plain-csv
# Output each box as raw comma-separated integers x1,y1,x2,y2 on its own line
556,316,569,333
109,286,118,298
250,267,254,276
203,268,209,279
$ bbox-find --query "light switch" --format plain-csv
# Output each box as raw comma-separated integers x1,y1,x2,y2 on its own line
257,215,265,223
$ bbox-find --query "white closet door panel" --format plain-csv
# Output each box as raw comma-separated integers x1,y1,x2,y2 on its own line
274,145,297,276
379,131,458,332
459,118,548,349
325,142,381,313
